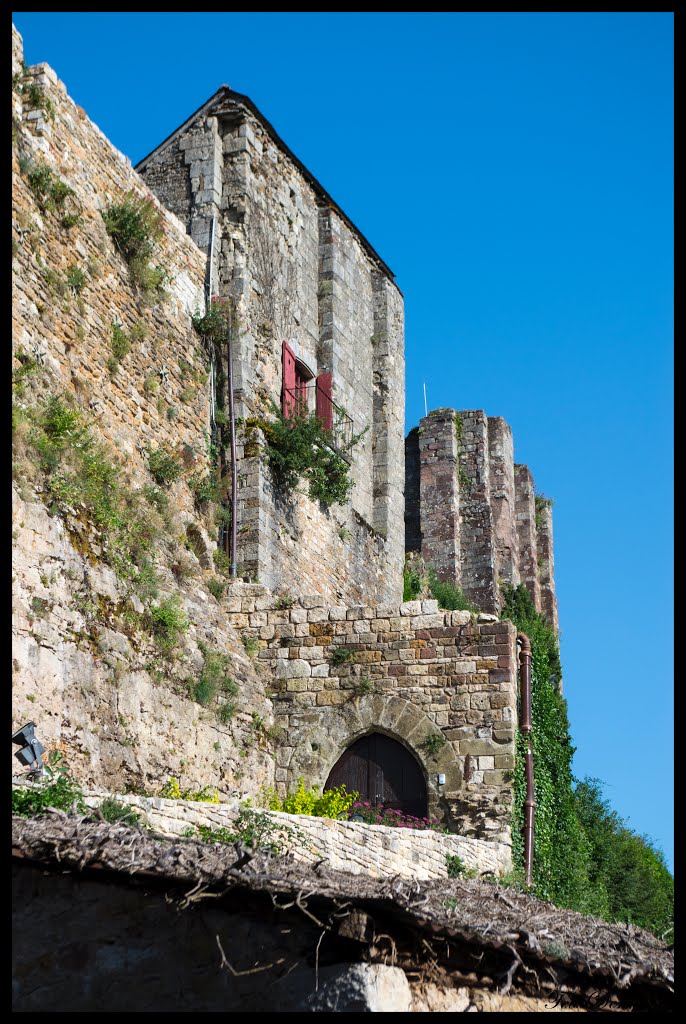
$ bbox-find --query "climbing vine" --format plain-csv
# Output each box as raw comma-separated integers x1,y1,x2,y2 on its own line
502,584,597,911
502,584,673,935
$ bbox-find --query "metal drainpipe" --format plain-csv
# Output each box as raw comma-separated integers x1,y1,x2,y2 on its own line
517,631,535,888
227,306,238,579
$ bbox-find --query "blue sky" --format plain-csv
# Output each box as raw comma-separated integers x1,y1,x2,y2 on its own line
13,12,673,869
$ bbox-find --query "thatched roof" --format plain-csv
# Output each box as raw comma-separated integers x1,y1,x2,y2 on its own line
12,813,673,1012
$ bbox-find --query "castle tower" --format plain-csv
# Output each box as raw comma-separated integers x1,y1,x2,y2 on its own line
405,408,558,626
138,89,405,605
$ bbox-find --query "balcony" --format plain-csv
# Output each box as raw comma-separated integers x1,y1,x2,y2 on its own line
283,382,354,455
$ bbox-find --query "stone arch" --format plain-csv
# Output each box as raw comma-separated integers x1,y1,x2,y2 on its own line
281,694,463,819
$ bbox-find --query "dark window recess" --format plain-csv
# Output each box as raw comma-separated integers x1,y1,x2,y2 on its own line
325,732,428,819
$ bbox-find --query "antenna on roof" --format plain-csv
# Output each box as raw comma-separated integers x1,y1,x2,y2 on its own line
423,380,428,418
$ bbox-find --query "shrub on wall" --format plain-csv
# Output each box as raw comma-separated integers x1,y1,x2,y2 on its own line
102,190,167,298
262,778,357,819
262,404,366,508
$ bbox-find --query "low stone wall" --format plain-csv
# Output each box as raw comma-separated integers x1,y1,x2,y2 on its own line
12,784,510,879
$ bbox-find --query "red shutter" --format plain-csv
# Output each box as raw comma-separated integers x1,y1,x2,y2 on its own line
282,341,296,418
316,372,333,431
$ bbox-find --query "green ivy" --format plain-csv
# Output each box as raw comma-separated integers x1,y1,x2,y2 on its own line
501,583,673,936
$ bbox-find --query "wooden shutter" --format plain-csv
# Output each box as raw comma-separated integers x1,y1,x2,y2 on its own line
316,371,333,431
282,341,296,418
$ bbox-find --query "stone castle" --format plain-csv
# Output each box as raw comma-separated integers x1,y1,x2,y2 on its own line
12,23,559,874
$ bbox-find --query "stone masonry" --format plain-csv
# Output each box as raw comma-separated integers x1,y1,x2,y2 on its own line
11,26,273,799
405,408,559,626
138,89,405,605
12,783,511,880
224,592,519,849
11,22,560,872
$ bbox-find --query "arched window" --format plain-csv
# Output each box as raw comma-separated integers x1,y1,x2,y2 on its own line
325,733,427,818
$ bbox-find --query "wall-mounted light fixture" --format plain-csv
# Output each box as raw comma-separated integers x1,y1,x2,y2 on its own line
437,773,446,786
12,722,45,774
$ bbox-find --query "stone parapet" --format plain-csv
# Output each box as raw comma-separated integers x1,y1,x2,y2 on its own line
514,464,541,612
12,783,511,879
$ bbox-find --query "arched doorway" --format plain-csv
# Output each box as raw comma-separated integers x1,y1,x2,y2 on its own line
325,733,428,818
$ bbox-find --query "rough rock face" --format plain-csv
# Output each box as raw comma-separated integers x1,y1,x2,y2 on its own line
12,486,274,798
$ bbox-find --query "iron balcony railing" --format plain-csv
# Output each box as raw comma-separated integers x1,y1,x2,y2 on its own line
283,383,354,454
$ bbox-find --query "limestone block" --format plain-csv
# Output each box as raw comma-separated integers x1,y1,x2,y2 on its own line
275,659,311,679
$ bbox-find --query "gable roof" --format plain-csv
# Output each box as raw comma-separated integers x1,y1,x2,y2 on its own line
136,86,399,290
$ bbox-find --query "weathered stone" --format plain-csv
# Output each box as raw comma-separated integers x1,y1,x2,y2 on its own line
275,659,311,679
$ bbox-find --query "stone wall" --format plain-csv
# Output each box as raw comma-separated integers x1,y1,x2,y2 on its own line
11,25,274,800
224,594,519,848
138,90,405,605
12,784,510,880
12,29,210,501
406,408,558,625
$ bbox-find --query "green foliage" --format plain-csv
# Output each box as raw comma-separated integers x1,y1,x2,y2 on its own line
274,593,295,610
233,808,302,855
402,556,475,610
149,597,187,654
207,577,226,601
99,797,142,827
355,676,374,696
102,191,166,298
188,471,224,505
263,403,365,508
421,732,447,756
265,777,357,820
573,777,674,938
501,584,672,936
502,583,589,909
191,646,238,709
403,559,423,601
66,265,87,295
12,752,85,817
108,321,130,375
102,190,163,262
534,492,554,529
142,485,169,515
129,258,168,299
330,646,353,666
191,296,234,343
217,700,236,725
15,393,164,601
453,412,472,492
20,80,55,120
23,159,77,225
213,548,231,574
242,634,260,657
427,569,476,611
446,853,467,878
147,447,182,487
160,777,220,802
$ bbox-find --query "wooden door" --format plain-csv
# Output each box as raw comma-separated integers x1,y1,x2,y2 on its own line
325,733,427,819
